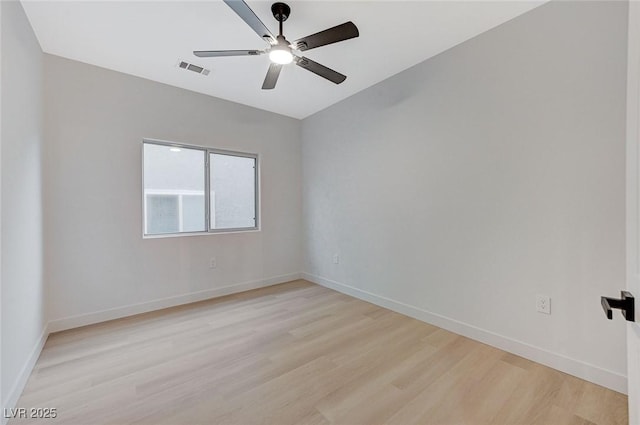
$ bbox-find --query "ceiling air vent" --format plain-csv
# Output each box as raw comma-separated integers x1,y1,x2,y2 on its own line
177,60,210,76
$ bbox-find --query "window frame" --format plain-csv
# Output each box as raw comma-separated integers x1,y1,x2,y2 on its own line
142,138,260,238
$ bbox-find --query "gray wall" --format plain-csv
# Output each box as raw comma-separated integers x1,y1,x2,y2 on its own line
43,54,302,323
0,0,45,410
302,0,628,385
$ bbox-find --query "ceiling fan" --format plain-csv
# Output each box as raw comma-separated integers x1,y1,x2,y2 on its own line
194,0,359,89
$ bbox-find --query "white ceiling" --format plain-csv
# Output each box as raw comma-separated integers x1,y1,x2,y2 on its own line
21,0,545,119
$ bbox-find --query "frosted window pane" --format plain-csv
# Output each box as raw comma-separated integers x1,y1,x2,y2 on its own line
182,195,205,232
146,195,179,234
144,144,205,235
210,153,256,229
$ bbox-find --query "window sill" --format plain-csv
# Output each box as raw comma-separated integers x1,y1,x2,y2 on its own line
142,228,261,239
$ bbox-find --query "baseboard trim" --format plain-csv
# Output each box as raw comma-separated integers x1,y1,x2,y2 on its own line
2,323,50,425
48,273,303,333
303,272,628,395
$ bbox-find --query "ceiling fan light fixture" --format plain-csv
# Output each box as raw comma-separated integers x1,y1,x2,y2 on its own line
269,45,293,65
195,1,359,89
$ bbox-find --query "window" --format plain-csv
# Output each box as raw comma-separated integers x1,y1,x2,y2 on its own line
143,140,258,237
209,152,257,230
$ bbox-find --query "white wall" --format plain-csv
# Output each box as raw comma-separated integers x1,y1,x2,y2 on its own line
0,0,46,413
43,55,302,329
302,0,628,392
1,0,4,411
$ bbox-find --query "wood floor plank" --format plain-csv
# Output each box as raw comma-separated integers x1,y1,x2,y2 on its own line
10,280,627,425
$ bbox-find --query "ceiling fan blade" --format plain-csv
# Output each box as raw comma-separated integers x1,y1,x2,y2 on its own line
194,50,264,58
294,56,346,84
292,22,359,52
223,0,275,43
262,63,283,90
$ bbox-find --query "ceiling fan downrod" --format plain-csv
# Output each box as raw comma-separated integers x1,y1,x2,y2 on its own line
271,2,290,37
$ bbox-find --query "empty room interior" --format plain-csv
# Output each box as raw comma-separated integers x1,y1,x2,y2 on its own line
2,0,640,424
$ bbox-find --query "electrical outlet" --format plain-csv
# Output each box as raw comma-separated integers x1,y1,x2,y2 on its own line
536,295,551,314
332,254,340,264
209,257,217,269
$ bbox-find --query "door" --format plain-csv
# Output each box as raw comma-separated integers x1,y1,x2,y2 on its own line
627,3,640,423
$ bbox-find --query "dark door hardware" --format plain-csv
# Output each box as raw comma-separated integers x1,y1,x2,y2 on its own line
601,291,635,322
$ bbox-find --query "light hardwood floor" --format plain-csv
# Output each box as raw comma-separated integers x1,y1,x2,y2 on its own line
11,280,627,425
